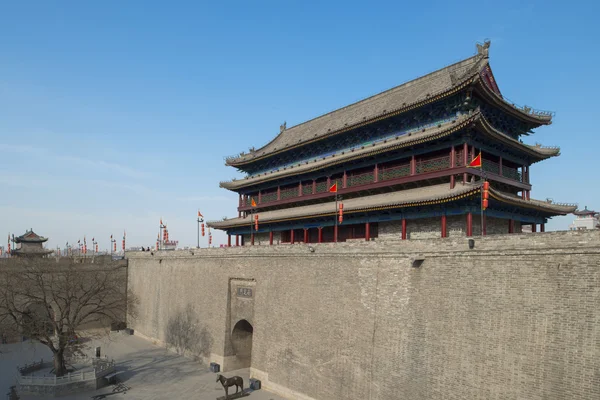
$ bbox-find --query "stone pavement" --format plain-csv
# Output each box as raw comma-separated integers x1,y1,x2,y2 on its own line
1,333,285,400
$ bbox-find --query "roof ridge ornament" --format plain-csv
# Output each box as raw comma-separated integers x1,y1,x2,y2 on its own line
280,121,287,133
476,40,491,58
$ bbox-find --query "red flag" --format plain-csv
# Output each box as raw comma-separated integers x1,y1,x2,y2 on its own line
469,153,482,168
251,198,257,207
329,182,338,193
198,210,203,218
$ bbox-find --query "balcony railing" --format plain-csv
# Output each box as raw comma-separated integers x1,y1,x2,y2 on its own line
248,153,526,208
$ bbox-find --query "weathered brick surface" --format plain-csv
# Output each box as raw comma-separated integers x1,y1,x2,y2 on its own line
127,230,600,400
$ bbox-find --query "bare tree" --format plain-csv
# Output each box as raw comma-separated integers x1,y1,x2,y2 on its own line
0,257,137,376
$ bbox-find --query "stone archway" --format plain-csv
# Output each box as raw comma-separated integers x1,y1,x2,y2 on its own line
231,319,253,368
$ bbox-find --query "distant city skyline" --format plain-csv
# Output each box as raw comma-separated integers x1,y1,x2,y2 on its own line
2,1,599,248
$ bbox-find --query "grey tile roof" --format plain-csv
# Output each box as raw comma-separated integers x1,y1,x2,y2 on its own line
209,183,575,230
226,52,486,166
209,183,479,229
220,111,559,191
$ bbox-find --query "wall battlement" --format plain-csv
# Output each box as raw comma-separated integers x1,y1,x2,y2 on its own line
127,230,599,400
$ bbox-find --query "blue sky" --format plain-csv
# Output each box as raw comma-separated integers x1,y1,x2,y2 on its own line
1,0,599,250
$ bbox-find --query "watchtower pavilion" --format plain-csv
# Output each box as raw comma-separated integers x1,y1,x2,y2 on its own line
209,42,576,245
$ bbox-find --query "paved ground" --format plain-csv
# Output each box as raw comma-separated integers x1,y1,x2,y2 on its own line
1,333,284,400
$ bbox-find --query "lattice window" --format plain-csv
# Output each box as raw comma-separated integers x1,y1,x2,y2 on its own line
502,166,522,182
482,159,500,174
302,184,313,195
416,156,450,174
315,181,328,193
261,192,278,203
379,164,410,181
280,187,298,200
455,150,464,167
348,172,374,187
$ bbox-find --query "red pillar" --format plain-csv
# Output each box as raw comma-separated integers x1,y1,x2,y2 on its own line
304,228,308,243
401,219,407,240
532,224,537,233
251,233,255,246
290,229,295,244
463,142,468,183
334,224,338,243
235,235,239,246
540,223,545,232
526,190,530,201
269,231,273,245
374,164,379,183
227,235,231,247
450,145,456,190
466,213,473,237
239,194,242,207
343,171,347,188
298,181,303,197
365,222,370,241
318,227,323,243
242,195,246,207
277,186,281,200
258,190,262,204
410,155,416,175
508,219,514,234
441,215,447,238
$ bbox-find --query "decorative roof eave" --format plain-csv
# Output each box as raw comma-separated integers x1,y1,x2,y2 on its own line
475,116,560,161
12,248,54,255
226,59,485,168
15,232,49,243
489,188,577,215
208,184,480,229
474,76,553,126
220,112,479,191
207,184,577,229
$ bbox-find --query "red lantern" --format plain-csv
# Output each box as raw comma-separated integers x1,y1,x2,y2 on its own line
95,244,98,253
338,203,343,224
113,242,117,252
254,214,259,230
201,223,205,237
122,240,125,250
156,240,159,250
482,181,490,210
209,235,212,245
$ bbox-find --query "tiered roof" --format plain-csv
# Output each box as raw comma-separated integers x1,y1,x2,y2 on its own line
220,110,559,191
15,230,48,243
225,41,552,170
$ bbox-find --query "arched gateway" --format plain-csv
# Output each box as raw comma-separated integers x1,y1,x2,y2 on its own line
231,319,253,368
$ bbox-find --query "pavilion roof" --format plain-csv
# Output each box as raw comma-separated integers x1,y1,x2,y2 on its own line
226,41,552,168
15,229,48,243
573,206,598,216
220,110,559,191
208,183,575,229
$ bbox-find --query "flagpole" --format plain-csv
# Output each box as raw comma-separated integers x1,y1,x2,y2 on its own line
335,195,338,243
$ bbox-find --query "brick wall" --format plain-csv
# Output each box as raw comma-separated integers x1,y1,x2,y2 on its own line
127,230,600,400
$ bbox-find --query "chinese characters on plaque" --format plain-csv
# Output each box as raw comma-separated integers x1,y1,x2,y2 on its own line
237,287,253,298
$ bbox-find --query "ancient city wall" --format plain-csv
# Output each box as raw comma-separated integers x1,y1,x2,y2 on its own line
127,230,600,400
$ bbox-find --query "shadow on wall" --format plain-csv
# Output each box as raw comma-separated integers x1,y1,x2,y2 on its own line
165,304,213,361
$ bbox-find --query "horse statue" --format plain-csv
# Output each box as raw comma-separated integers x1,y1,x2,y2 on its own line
216,374,244,399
